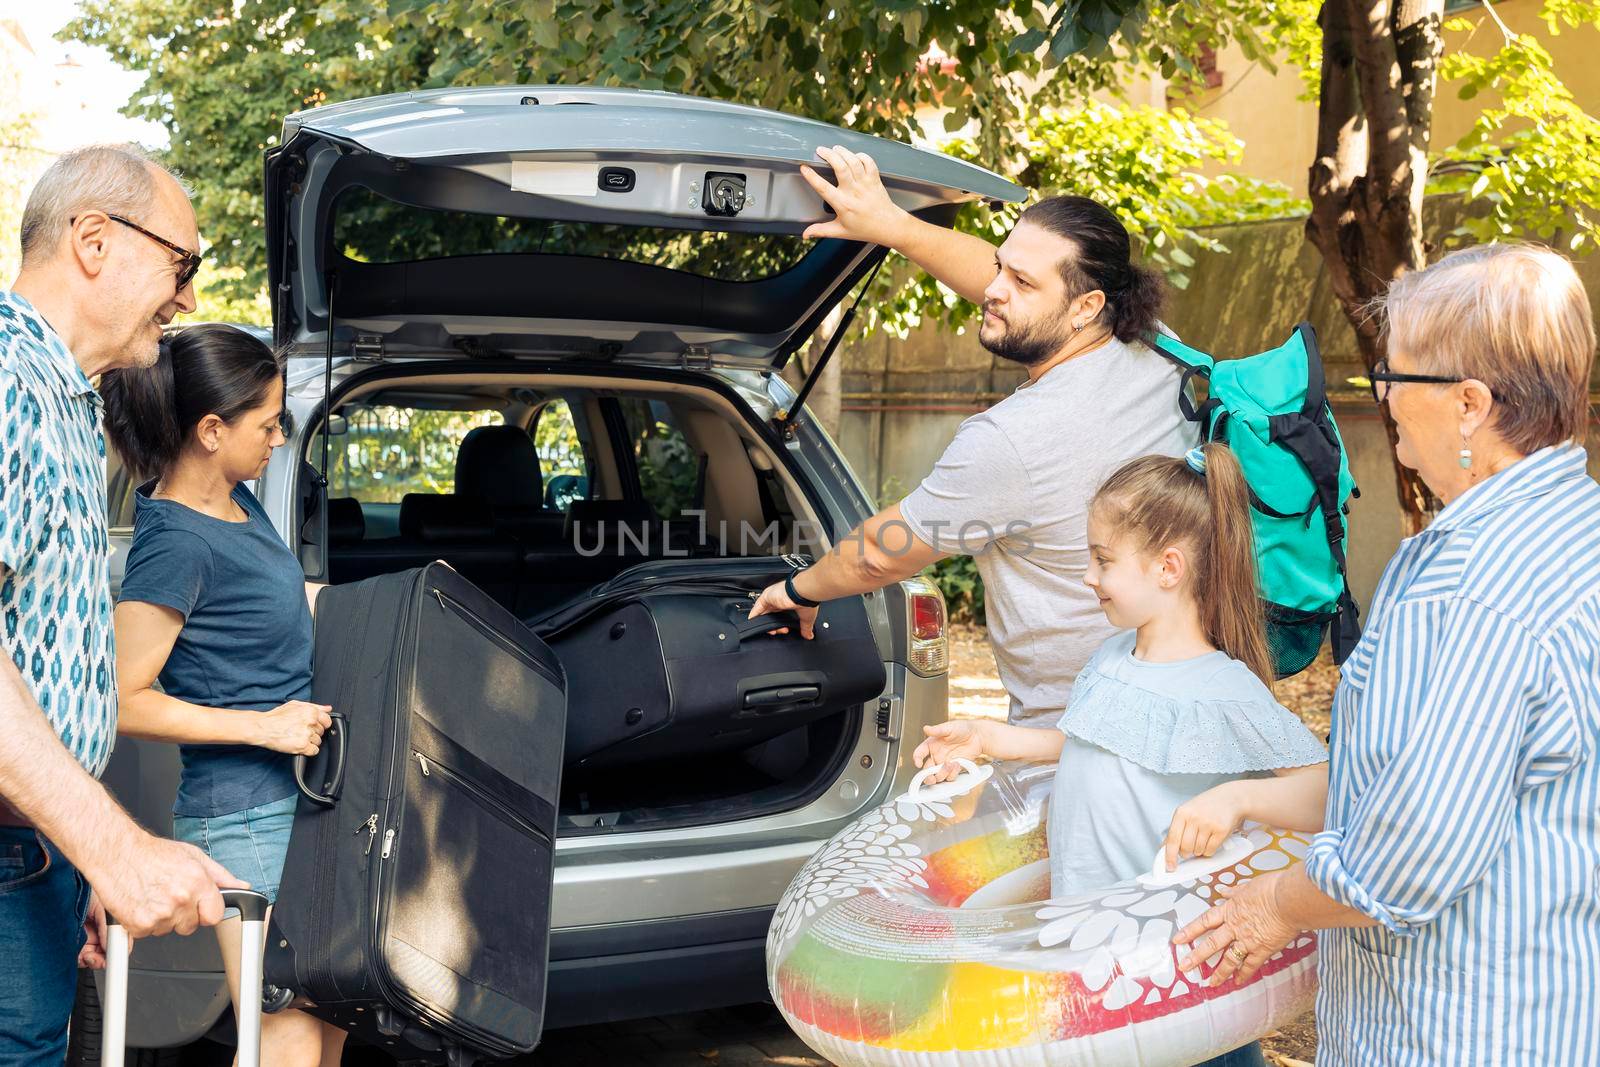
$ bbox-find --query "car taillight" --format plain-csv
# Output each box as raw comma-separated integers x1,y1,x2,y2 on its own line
912,593,944,642
901,577,948,675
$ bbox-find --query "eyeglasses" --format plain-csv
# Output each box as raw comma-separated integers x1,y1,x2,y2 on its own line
1361,357,1470,405
73,212,203,294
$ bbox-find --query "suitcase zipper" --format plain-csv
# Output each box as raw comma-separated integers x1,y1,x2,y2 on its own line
432,589,564,688
366,571,429,1045
368,567,534,1059
413,750,551,845
357,813,378,855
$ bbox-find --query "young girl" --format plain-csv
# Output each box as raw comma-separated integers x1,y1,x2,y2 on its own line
915,442,1330,898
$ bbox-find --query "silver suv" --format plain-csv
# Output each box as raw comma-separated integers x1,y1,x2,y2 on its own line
89,86,1022,1055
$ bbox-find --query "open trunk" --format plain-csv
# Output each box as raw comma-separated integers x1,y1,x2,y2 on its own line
308,365,887,835
273,87,1009,838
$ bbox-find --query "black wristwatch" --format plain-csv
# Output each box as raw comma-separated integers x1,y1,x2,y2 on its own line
784,569,821,609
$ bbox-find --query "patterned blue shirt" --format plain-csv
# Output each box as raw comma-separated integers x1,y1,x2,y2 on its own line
1305,443,1600,1066
0,291,115,777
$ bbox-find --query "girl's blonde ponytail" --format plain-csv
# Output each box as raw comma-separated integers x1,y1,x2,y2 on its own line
1091,441,1275,687
1198,443,1275,687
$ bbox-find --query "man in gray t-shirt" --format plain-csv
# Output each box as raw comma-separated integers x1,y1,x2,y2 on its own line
749,146,1195,726
897,332,1192,724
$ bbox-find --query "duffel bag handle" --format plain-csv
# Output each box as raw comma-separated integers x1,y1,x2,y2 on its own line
294,711,348,807
733,610,801,642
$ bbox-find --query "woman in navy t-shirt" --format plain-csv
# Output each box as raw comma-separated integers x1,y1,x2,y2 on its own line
102,324,346,1067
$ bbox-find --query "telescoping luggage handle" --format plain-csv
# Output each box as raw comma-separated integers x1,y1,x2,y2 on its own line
103,889,272,1067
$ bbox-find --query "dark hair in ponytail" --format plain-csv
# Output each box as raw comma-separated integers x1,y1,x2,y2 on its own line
1090,442,1275,687
1017,195,1167,343
101,324,284,481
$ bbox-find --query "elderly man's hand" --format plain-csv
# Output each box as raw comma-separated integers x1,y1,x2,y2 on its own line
93,831,249,939
1172,871,1303,986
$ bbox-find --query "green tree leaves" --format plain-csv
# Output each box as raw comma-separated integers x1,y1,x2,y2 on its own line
1433,3,1600,250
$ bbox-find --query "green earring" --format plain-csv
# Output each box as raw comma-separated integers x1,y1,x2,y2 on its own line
1459,440,1473,469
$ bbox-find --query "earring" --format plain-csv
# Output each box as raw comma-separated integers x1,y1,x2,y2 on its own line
1072,321,1086,333
1458,436,1472,470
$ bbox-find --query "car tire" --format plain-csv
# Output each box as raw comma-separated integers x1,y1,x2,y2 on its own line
67,969,185,1067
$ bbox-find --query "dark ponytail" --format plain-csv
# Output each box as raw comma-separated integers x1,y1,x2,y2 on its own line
101,324,283,481
1017,195,1168,343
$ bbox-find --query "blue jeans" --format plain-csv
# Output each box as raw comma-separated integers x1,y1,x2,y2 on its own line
0,827,90,1067
1197,1042,1267,1067
172,792,296,914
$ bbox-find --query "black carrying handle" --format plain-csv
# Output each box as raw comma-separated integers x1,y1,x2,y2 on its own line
294,711,348,807
735,610,801,642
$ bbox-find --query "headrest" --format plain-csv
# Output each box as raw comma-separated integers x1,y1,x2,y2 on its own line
562,499,658,542
399,494,497,542
327,497,365,544
456,425,542,513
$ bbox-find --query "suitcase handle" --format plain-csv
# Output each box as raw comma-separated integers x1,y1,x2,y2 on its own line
294,710,348,807
733,610,801,642
104,890,272,1067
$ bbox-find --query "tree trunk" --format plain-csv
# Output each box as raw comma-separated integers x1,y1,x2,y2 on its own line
1305,0,1445,536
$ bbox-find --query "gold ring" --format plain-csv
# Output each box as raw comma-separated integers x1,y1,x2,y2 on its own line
1229,943,1249,963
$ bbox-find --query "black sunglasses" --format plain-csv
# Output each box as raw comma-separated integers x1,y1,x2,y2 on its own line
1361,357,1470,404
73,212,203,293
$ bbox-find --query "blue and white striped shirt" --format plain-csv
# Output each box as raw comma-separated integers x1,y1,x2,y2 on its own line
1305,443,1600,1066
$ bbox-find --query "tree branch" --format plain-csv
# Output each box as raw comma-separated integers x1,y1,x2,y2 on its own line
1390,0,1445,264
1346,0,1413,191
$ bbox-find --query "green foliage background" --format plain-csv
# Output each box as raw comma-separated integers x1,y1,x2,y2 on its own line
63,0,1600,330
65,0,1310,324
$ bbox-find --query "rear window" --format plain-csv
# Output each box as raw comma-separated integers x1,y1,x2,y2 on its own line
533,399,590,510
333,186,810,283
620,398,704,520
327,404,505,503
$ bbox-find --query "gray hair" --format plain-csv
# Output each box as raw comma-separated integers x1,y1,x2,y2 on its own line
1376,243,1596,452
18,144,191,266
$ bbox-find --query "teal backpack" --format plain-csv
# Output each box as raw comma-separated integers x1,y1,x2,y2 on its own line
1149,323,1362,677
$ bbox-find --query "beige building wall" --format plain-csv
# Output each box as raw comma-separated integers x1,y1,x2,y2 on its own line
1174,0,1600,192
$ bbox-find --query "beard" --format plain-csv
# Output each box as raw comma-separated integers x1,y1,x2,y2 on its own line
978,302,1077,366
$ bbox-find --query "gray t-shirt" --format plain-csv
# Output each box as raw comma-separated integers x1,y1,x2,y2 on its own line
898,336,1194,726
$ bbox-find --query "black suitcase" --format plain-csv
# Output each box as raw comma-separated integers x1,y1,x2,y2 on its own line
530,556,885,771
267,564,566,1064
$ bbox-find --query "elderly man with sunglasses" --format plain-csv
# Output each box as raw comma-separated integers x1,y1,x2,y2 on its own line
1,144,245,1065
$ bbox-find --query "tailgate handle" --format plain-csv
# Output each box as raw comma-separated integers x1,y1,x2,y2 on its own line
743,684,821,710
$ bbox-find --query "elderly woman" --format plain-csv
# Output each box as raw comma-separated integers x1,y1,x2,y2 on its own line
1174,243,1600,1065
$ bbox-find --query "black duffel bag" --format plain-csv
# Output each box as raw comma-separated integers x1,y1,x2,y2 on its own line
529,557,886,771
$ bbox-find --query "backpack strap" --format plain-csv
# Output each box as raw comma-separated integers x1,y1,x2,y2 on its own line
1269,321,1364,663
1293,321,1328,418
1147,332,1222,426
1332,586,1363,665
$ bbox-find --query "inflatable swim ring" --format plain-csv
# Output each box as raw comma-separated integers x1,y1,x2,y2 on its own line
767,759,1317,1067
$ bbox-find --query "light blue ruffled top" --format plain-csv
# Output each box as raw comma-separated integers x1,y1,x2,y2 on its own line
1047,630,1328,898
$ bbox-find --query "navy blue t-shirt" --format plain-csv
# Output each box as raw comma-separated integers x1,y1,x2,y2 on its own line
118,482,312,817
